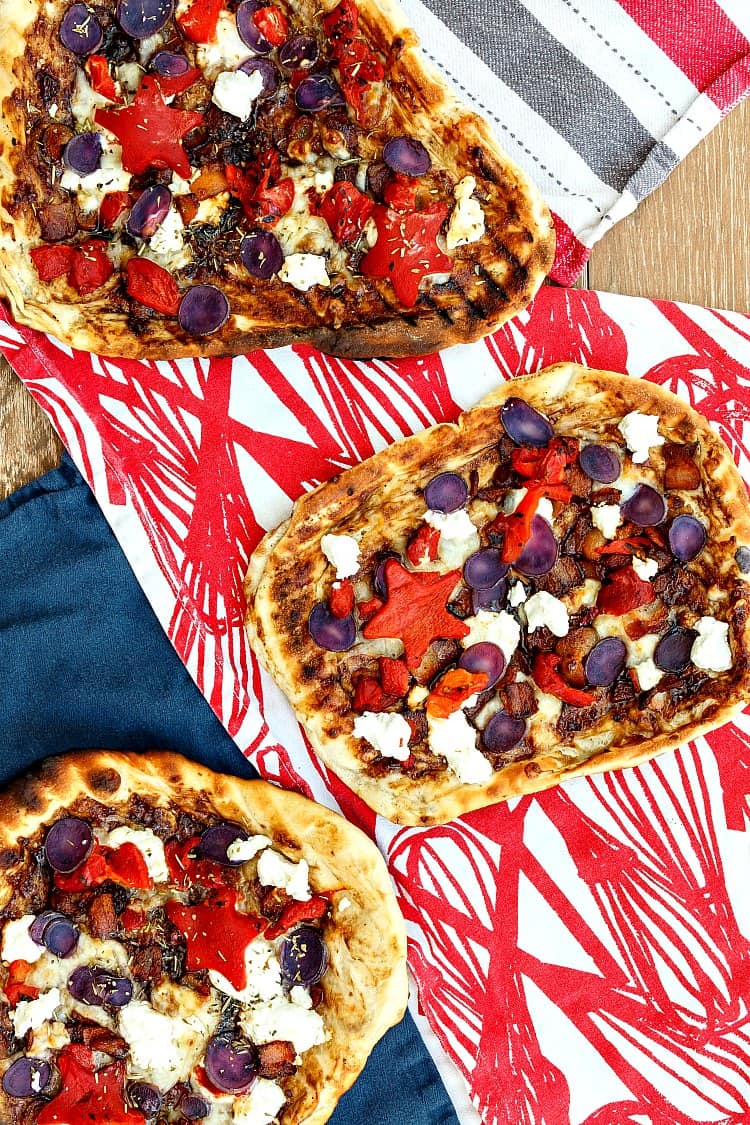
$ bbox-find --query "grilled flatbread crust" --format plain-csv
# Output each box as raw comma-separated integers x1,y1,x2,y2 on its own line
0,750,408,1124
0,0,553,359
245,363,750,825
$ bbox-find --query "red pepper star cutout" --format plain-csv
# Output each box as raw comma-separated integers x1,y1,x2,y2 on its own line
95,77,202,179
362,559,468,668
37,1045,144,1125
165,889,262,990
360,202,452,307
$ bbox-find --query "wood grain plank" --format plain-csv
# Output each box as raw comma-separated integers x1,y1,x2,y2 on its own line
587,97,750,312
0,357,62,501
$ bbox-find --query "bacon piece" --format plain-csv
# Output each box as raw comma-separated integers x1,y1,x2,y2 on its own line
497,679,537,719
257,1040,297,1078
663,442,701,491
555,626,597,688
88,892,116,938
412,638,462,686
535,555,584,598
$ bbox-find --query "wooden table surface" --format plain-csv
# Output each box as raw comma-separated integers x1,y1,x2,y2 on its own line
2,96,749,501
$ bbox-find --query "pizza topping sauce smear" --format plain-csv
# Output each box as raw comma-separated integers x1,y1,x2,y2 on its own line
307,399,742,786
0,810,335,1124
22,0,491,333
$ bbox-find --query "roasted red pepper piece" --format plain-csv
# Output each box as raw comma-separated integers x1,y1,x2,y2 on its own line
379,656,410,697
152,65,202,98
166,889,262,990
5,960,40,1007
329,579,355,619
406,524,440,567
264,895,328,939
86,54,120,102
426,668,488,718
225,157,294,225
99,190,132,228
323,0,359,45
37,1045,143,1125
383,174,419,212
95,77,203,179
253,5,290,45
362,559,467,669
164,836,230,889
353,676,389,712
54,841,152,891
597,566,655,615
318,181,374,244
595,536,650,556
30,244,75,281
125,257,181,316
357,596,383,622
495,481,572,564
510,437,577,484
335,37,384,120
360,203,451,307
532,653,597,707
69,239,114,295
177,0,224,43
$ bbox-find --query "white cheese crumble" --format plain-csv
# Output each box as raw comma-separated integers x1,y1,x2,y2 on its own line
534,689,563,725
691,616,732,673
196,11,251,78
274,160,337,257
209,937,283,1004
30,1019,70,1058
407,684,429,709
240,986,327,1056
617,411,665,464
524,591,570,638
632,556,658,581
12,988,62,1038
149,207,186,257
352,711,411,761
2,915,44,964
423,507,480,568
320,532,360,579
591,504,621,540
59,142,132,213
427,709,493,784
461,610,521,664
70,69,110,127
96,826,168,882
233,1079,287,1125
445,175,485,251
257,849,311,902
226,834,273,863
212,68,264,120
278,252,330,292
116,61,142,94
338,896,353,913
634,657,663,690
194,193,231,225
118,1000,216,1090
507,581,528,608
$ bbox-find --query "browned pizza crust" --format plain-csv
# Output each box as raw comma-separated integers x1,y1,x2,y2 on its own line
0,0,553,359
0,750,408,1124
245,363,750,825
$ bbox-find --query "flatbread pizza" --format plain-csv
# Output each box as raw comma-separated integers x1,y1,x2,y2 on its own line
245,363,750,825
0,0,554,358
0,750,408,1123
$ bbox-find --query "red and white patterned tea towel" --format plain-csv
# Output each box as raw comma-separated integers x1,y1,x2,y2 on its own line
3,287,750,1125
407,0,750,283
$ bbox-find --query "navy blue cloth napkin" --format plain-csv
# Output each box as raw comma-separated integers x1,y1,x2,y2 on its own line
0,453,459,1125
